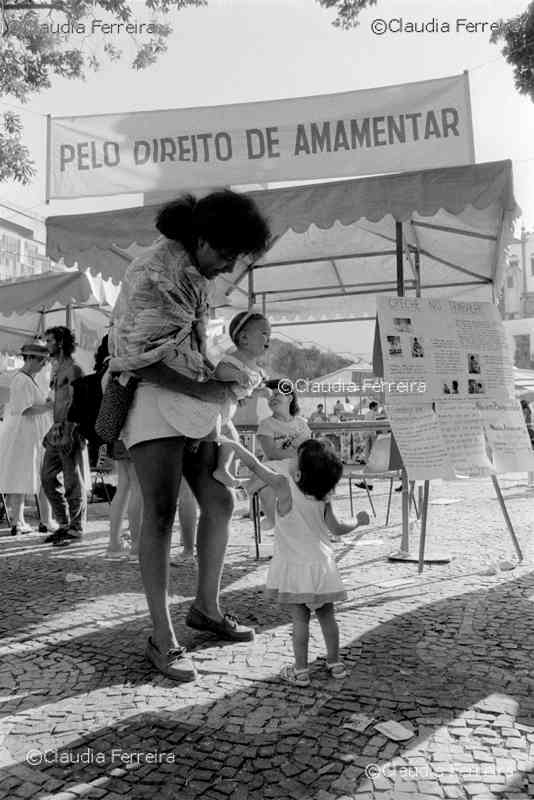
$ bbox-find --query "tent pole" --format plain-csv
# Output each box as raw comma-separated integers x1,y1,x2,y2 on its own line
395,222,410,553
414,249,421,298
247,268,255,310
396,221,404,296
66,304,72,328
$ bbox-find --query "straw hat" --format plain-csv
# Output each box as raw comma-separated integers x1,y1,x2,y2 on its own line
20,341,48,358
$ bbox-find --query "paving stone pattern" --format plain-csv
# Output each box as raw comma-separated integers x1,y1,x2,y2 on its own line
1,476,534,799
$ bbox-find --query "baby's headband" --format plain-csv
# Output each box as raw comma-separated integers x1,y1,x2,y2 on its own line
231,310,259,341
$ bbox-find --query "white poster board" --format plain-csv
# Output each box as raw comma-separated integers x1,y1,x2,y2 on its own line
374,297,533,478
375,297,514,405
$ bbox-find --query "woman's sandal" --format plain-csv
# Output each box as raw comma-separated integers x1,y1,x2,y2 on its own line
280,664,311,686
326,661,347,679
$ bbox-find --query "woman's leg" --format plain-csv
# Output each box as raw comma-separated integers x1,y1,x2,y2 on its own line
126,461,143,554
288,604,311,670
108,460,130,552
178,479,197,555
9,494,25,528
37,486,55,530
183,441,235,620
130,437,185,652
315,602,339,664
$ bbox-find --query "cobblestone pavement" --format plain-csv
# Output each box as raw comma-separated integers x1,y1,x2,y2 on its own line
2,475,534,799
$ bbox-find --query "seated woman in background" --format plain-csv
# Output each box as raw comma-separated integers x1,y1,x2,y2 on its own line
254,379,311,528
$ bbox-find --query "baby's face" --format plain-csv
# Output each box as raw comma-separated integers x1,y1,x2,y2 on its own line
240,319,271,357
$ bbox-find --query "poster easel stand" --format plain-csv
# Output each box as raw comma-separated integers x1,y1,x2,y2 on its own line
386,223,451,568
382,223,523,573
388,474,523,573
489,475,524,563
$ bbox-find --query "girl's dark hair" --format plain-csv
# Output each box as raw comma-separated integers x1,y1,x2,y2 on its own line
45,326,76,357
156,190,270,259
229,311,268,345
265,378,299,417
94,335,109,374
296,439,343,501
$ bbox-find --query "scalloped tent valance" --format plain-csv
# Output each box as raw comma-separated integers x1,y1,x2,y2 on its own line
46,160,519,321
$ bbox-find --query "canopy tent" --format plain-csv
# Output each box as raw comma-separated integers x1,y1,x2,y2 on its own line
46,160,519,322
0,269,120,370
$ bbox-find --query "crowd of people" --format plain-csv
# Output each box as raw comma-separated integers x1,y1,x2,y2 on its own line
0,189,373,686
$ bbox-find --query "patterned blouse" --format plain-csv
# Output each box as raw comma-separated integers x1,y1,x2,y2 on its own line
109,237,210,378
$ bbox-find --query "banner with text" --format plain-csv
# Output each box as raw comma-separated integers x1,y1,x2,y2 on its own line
48,73,474,199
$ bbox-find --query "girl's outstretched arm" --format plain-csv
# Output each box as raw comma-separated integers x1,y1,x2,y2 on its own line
324,504,370,537
218,435,291,510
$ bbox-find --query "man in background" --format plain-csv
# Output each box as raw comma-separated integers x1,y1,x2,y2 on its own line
309,403,327,423
41,326,87,547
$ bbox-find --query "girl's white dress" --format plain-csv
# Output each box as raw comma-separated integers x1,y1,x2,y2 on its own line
265,460,347,610
0,372,52,494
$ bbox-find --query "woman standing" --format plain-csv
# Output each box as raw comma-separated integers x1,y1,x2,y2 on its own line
0,342,53,535
110,190,270,681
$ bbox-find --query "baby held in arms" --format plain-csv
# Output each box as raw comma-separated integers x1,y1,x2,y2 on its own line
212,311,272,488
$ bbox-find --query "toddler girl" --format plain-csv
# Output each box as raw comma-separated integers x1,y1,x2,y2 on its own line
219,435,370,685
213,311,271,487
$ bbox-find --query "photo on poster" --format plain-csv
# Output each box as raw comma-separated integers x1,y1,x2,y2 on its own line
393,317,412,333
468,379,485,395
443,378,460,396
387,335,403,356
468,353,481,374
411,337,424,358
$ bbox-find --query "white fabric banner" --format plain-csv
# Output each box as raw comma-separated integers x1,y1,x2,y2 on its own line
48,73,474,199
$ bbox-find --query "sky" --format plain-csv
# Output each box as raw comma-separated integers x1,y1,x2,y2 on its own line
0,0,533,360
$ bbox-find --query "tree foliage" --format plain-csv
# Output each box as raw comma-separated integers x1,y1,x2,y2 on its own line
266,338,351,382
314,0,377,30
491,1,534,103
314,0,534,102
0,0,206,183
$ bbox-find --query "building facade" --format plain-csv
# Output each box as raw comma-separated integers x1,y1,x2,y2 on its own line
502,229,534,321
0,204,51,282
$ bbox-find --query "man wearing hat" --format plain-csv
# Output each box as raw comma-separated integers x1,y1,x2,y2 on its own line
41,326,87,546
0,341,54,535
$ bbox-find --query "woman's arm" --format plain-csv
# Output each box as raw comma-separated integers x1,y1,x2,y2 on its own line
134,363,231,404
214,362,250,386
324,504,370,537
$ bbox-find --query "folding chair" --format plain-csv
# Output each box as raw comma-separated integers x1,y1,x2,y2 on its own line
345,434,405,526
251,491,262,560
90,444,114,504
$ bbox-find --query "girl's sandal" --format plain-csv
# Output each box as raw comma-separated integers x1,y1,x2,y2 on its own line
326,661,347,679
280,664,311,686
